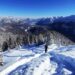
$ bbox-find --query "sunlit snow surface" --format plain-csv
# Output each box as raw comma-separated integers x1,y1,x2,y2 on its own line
0,44,75,75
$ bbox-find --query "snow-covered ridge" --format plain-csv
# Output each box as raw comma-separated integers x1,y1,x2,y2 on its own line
0,17,38,25
0,44,75,75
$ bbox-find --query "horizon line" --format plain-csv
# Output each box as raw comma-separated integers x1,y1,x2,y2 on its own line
0,15,75,19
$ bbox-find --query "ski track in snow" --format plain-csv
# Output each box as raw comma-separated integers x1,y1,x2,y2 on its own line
0,44,75,75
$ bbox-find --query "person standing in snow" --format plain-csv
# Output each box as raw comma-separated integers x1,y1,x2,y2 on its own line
45,43,48,53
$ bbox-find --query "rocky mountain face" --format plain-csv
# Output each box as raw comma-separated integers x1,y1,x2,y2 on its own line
36,16,75,42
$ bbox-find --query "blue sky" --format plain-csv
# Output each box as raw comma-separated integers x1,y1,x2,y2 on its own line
0,0,75,18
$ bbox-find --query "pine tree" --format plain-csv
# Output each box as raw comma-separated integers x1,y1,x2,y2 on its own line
2,41,8,52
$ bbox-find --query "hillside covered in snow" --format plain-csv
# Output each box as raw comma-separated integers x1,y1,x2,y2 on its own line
0,44,75,75
0,16,75,75
0,16,75,51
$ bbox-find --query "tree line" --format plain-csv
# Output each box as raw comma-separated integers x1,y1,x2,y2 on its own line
2,27,47,52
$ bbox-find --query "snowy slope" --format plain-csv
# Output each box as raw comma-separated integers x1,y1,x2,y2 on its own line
50,45,75,75
0,44,75,75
